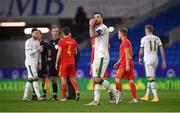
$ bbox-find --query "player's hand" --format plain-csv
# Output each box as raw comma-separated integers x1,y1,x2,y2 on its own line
55,63,58,71
38,64,42,71
162,61,167,69
89,18,95,26
126,65,130,71
38,46,43,52
139,58,143,65
113,62,119,68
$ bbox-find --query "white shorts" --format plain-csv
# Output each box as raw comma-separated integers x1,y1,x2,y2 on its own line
92,57,109,78
25,63,38,79
144,60,158,77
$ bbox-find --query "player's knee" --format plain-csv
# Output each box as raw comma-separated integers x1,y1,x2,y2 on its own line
147,76,155,82
93,77,103,84
33,76,38,81
128,80,134,84
115,78,120,83
28,78,33,83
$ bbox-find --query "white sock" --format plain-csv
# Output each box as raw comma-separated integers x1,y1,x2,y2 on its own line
145,82,151,96
94,84,101,103
151,82,158,97
32,81,41,98
23,81,32,98
102,80,116,94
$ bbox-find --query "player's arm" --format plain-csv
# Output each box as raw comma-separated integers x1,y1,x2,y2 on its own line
55,46,62,71
89,19,103,38
139,47,144,65
139,38,144,65
159,45,166,69
26,41,43,55
38,53,42,70
113,59,120,68
125,48,130,71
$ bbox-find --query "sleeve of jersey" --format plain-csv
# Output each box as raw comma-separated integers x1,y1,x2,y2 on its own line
25,41,38,55
140,38,144,48
123,41,130,49
58,40,63,48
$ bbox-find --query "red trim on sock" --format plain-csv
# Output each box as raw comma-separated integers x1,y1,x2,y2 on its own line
116,82,122,92
129,83,136,99
62,83,66,98
71,80,79,92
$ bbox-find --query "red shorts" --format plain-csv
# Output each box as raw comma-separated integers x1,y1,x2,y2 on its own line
59,63,76,78
115,67,134,80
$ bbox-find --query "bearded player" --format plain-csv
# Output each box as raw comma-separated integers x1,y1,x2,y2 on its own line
86,12,119,106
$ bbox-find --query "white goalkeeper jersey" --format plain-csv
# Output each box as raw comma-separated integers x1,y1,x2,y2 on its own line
140,35,162,63
25,38,41,66
94,24,109,59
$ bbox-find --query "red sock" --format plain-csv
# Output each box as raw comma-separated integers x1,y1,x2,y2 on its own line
116,82,122,92
62,83,66,98
129,82,137,99
71,80,79,92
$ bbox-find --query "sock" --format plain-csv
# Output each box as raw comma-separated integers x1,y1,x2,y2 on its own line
94,84,101,103
52,83,58,96
151,81,158,97
71,80,79,92
62,83,66,98
145,82,151,96
23,81,32,98
129,82,137,99
42,83,46,96
116,82,122,92
102,80,116,95
32,81,41,98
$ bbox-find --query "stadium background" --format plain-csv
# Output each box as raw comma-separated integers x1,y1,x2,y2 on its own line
0,0,180,93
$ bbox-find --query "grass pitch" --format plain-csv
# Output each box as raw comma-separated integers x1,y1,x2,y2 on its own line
0,90,180,112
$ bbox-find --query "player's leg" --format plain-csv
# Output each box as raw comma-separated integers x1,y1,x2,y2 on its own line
42,76,47,98
23,65,34,101
49,65,58,100
60,77,67,101
150,62,159,102
128,68,137,103
95,58,119,104
69,77,79,101
141,63,152,101
128,80,138,103
27,64,44,101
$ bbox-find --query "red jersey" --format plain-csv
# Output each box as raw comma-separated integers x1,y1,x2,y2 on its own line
119,37,134,68
58,36,77,64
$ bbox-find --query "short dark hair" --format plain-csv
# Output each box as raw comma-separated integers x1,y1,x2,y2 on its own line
145,24,154,32
38,30,42,34
50,25,59,30
94,12,103,18
119,27,128,36
31,28,38,33
62,27,70,35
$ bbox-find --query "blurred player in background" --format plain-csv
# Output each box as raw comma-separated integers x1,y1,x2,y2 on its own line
114,27,137,103
139,25,166,102
23,28,44,101
48,26,60,100
86,12,119,106
55,27,79,102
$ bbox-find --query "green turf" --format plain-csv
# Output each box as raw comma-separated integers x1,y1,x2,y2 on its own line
0,90,180,112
